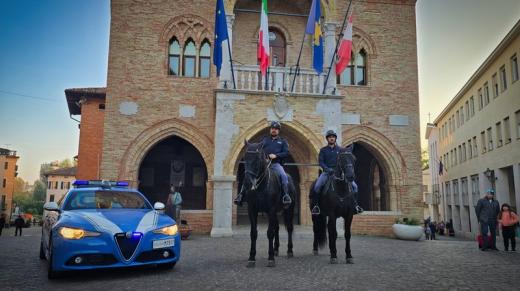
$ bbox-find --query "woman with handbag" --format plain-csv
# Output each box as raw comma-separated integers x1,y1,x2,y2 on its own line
498,203,519,251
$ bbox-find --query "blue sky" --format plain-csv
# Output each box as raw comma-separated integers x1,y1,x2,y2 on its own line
0,0,109,182
0,0,519,182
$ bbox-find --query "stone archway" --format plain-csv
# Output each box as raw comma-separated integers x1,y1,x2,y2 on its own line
226,119,321,225
342,126,407,211
118,118,213,191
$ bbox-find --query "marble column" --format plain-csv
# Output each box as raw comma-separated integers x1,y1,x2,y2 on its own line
210,175,235,237
323,22,338,95
219,14,235,88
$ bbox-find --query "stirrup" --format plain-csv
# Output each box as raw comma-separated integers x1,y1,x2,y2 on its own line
282,194,292,205
234,194,243,206
355,205,364,214
311,205,320,216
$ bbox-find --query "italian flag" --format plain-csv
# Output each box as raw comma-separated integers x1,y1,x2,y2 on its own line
336,15,353,75
257,0,270,76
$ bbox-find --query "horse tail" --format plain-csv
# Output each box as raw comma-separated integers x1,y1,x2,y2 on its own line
310,181,327,248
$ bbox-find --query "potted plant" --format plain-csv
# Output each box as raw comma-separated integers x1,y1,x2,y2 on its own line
392,217,424,241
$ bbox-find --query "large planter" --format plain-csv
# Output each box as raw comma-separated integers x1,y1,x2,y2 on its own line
392,224,423,241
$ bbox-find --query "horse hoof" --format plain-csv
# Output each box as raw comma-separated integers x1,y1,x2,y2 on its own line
346,258,354,264
274,250,279,257
247,261,256,268
267,260,275,267
312,250,318,256
287,251,293,258
330,258,338,264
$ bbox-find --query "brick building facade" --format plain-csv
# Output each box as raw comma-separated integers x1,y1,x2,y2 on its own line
66,0,422,236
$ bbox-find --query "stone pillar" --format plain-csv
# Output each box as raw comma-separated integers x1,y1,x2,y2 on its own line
323,22,338,95
211,92,244,237
210,176,235,237
219,14,235,88
513,164,520,213
495,168,509,204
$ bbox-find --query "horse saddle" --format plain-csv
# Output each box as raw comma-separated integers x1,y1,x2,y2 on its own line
320,175,335,197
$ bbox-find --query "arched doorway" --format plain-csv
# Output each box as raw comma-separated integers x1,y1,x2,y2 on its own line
138,136,208,210
352,143,390,211
234,127,310,225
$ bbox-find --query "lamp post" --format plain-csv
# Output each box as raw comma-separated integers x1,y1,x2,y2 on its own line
484,168,496,191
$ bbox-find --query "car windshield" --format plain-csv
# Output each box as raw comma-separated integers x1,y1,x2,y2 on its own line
64,190,151,210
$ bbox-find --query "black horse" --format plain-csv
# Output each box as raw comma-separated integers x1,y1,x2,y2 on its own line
242,140,296,267
310,146,357,264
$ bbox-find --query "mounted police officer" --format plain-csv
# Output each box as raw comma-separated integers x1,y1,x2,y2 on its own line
234,121,292,206
311,130,363,215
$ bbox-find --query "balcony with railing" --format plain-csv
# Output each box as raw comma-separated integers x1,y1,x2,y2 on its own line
231,65,329,95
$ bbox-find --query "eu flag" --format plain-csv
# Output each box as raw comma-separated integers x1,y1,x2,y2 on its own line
213,0,229,76
305,0,323,74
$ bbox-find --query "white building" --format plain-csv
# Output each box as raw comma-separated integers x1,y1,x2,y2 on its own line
427,19,520,238
44,167,76,204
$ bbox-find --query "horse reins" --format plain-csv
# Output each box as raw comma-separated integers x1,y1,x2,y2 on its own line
245,150,272,191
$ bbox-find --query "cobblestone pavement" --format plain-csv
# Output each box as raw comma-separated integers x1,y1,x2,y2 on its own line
1,226,519,291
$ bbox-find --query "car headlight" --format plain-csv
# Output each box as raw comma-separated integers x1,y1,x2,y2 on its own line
153,225,178,236
59,227,101,239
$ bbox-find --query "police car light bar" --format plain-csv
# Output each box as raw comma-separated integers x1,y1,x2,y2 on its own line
72,180,130,188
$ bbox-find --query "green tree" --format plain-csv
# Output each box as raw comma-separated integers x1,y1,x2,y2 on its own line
32,180,46,202
421,149,429,170
59,158,73,168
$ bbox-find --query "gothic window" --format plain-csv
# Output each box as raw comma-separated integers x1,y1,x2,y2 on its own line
168,38,181,76
199,40,211,78
338,49,367,86
183,39,197,77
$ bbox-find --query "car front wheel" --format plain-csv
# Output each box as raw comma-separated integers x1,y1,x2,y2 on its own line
47,237,60,279
39,240,45,260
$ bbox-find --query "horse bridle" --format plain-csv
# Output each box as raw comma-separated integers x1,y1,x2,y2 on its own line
244,148,271,191
333,151,356,199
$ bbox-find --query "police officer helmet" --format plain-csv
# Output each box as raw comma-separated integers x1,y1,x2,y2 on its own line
325,130,337,138
270,121,281,130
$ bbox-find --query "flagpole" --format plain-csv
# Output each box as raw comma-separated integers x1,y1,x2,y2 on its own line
290,33,306,92
226,35,237,89
322,0,353,95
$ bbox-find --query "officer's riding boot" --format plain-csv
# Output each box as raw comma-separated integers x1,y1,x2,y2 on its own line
281,184,292,205
233,185,245,206
352,190,364,214
311,203,320,216
311,191,321,216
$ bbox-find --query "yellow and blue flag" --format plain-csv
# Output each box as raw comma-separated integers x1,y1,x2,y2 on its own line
213,0,229,76
305,0,323,74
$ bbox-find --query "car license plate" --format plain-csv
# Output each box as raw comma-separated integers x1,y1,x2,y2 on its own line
153,239,174,249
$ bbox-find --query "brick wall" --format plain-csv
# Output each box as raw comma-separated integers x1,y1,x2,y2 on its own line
77,98,105,180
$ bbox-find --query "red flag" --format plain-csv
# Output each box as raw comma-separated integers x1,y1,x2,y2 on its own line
336,16,353,75
257,0,270,76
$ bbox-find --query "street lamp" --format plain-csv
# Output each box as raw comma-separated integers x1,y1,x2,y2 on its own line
484,168,496,191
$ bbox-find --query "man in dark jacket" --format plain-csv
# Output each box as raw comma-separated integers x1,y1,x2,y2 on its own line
310,130,363,215
14,215,24,237
234,121,291,206
475,189,500,251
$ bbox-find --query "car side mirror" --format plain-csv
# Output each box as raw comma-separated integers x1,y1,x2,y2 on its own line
44,202,60,212
154,202,165,211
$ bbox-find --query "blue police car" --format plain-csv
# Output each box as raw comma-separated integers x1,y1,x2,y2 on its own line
40,180,181,279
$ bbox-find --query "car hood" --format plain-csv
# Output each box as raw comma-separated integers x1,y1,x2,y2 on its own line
62,209,173,234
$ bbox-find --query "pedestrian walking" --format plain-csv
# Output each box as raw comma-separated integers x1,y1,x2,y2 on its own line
429,222,437,240
425,225,431,240
166,185,183,222
0,214,5,236
439,221,445,235
14,216,24,237
498,203,518,251
475,189,500,251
